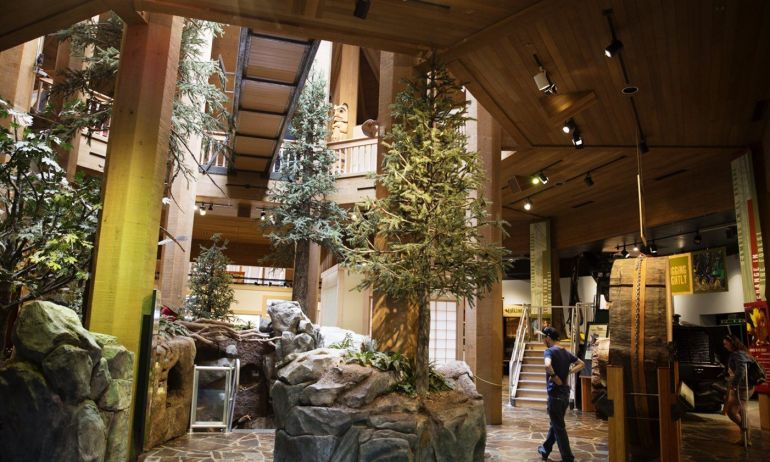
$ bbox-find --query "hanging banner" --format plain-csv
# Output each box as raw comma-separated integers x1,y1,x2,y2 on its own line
745,301,770,394
732,152,767,302
692,247,729,293
668,253,693,295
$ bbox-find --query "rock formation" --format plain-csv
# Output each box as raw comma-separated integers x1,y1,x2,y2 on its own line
0,301,134,462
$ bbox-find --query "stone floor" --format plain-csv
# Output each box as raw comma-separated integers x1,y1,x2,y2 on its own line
141,398,769,461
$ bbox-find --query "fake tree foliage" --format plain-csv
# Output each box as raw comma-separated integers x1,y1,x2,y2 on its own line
343,63,507,396
0,101,100,353
265,77,346,314
52,15,232,186
184,235,235,321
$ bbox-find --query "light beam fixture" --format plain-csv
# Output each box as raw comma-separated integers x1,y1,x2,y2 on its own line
584,172,594,187
562,118,576,134
260,210,266,221
649,241,658,254
354,0,372,19
603,9,623,58
572,130,584,149
638,138,649,154
523,198,533,211
199,204,207,216
694,231,702,246
536,171,549,184
532,54,557,94
622,246,629,258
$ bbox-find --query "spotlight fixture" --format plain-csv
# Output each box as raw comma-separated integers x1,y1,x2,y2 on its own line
531,176,540,185
533,68,557,94
694,231,702,246
353,0,371,19
584,172,594,187
536,171,549,184
632,244,639,252
621,246,629,258
260,210,266,221
638,139,649,154
208,203,214,211
562,118,576,134
199,204,207,216
649,240,658,254
604,39,623,58
523,198,533,211
572,130,584,149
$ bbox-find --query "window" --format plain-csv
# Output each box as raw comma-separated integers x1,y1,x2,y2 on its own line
429,300,457,365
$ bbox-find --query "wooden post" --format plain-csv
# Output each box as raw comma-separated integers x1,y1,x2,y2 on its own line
331,44,359,140
468,96,503,424
86,15,182,457
370,51,418,357
0,39,38,125
607,365,627,461
580,376,595,412
657,367,680,462
306,242,321,323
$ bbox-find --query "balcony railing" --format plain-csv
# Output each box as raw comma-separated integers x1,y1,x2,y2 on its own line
330,137,378,176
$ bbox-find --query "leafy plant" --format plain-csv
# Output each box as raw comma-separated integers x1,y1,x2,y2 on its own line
0,101,100,353
343,59,507,395
264,76,346,315
184,235,235,320
328,332,355,350
344,349,451,396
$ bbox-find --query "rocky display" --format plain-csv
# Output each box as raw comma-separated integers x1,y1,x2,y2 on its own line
268,301,323,365
0,301,134,462
271,349,486,462
145,335,196,449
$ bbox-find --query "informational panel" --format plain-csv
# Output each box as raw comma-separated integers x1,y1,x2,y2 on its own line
745,301,770,394
668,253,693,295
732,152,767,302
530,221,552,308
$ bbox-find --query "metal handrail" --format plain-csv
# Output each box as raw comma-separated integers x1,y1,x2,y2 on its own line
508,304,530,405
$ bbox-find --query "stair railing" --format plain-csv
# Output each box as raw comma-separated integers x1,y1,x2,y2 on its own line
508,304,530,405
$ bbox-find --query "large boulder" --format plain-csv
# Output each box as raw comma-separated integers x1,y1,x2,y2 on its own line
272,355,486,462
13,301,100,363
0,302,134,462
268,301,310,335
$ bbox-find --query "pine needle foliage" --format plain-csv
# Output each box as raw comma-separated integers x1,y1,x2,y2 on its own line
184,235,235,321
51,15,232,186
342,61,507,395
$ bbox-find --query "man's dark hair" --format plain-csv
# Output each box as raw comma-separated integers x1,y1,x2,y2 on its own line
542,326,560,341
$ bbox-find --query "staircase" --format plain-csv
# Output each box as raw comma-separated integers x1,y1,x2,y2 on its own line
511,342,574,409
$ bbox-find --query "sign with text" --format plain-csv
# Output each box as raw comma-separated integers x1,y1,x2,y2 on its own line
732,153,766,302
669,253,693,295
745,301,770,394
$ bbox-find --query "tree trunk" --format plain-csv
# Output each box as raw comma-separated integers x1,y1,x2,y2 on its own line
292,239,310,316
415,294,431,396
0,282,14,358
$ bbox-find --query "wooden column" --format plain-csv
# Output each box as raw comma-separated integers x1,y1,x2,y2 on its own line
0,39,38,123
306,242,321,323
468,96,503,424
87,13,182,356
370,51,417,357
331,44,359,140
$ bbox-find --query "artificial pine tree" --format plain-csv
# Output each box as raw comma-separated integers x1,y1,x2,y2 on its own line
264,77,346,316
343,61,507,396
184,235,235,320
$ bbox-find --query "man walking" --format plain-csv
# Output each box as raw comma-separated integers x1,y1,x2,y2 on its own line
537,326,584,461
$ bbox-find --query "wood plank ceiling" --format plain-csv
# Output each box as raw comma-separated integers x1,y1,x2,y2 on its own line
3,0,769,252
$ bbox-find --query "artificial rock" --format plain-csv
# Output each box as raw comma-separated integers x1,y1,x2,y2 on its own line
0,302,134,462
272,354,486,462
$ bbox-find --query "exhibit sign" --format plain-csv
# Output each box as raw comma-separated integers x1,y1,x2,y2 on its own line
732,153,767,302
745,300,770,394
692,247,729,293
668,253,693,295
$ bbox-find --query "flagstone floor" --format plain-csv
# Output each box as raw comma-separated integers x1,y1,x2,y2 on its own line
141,388,769,461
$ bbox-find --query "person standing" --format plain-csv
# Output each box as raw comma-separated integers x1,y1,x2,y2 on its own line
722,335,755,446
537,326,584,461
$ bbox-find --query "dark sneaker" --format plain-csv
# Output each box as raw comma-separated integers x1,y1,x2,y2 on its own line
537,445,549,460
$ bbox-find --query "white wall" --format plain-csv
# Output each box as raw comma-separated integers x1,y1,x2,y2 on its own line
673,253,745,325
503,276,598,308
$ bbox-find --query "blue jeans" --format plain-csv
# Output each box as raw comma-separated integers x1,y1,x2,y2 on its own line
542,394,574,462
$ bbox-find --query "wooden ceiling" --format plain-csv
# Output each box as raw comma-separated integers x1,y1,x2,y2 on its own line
3,0,768,252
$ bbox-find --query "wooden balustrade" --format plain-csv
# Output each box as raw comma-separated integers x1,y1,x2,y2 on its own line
328,137,378,176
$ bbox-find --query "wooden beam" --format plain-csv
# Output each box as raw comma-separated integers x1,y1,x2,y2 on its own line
135,0,428,55
0,0,106,52
448,59,532,149
438,0,568,63
101,0,147,24
539,90,598,125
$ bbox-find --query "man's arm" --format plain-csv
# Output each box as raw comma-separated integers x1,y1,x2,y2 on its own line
570,358,585,375
544,357,564,386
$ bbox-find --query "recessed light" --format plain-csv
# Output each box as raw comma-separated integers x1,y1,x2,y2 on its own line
622,86,639,95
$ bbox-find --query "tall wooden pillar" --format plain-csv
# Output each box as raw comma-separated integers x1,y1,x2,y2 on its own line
331,44,359,140
370,52,417,357
0,39,38,124
87,13,182,357
467,96,503,424
306,242,321,323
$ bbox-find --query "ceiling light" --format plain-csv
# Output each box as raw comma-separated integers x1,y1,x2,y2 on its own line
572,130,584,149
354,0,371,19
208,203,214,211
199,205,207,216
562,119,576,134
523,199,533,211
632,244,639,252
622,246,629,258
650,241,658,254
605,39,623,58
694,232,702,246
531,176,540,185
537,171,549,184
260,210,266,221
584,172,594,187
533,68,557,94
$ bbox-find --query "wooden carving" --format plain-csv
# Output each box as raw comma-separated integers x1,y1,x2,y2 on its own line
331,103,349,141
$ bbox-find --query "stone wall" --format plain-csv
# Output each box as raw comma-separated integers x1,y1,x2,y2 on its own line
271,348,486,462
0,301,134,462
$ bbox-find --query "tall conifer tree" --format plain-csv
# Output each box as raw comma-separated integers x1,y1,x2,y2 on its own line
344,62,507,396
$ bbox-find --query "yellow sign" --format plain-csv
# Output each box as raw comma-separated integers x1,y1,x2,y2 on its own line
669,253,693,295
503,304,525,317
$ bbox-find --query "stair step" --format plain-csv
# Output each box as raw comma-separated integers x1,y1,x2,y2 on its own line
519,371,544,378
513,397,547,408
522,356,543,364
521,364,545,372
515,388,548,399
518,379,546,386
